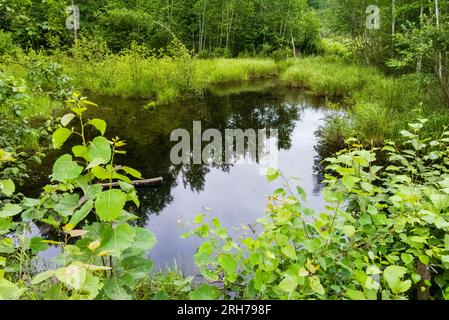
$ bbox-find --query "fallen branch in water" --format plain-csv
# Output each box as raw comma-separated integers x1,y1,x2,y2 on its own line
77,177,163,207
98,177,163,188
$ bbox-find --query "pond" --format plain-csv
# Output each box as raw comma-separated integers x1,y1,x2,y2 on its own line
25,81,334,275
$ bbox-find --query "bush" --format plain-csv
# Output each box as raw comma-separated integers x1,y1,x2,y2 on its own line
0,93,158,300
187,120,449,300
319,37,354,61
0,31,20,57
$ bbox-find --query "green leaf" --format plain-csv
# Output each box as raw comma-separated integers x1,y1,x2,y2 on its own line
194,242,212,266
401,253,414,265
52,128,72,149
0,279,25,300
52,155,83,182
99,224,136,257
88,119,106,135
55,264,87,290
189,284,220,300
87,136,111,165
218,254,237,275
342,225,356,238
296,186,307,201
154,291,169,300
0,179,15,197
266,168,280,182
132,228,157,252
68,200,94,228
23,198,40,208
194,214,204,224
61,113,75,127
54,193,80,217
91,166,109,180
281,244,297,260
309,276,325,295
80,273,102,299
254,269,268,291
31,270,55,285
430,194,449,211
400,130,415,138
383,266,411,295
0,203,22,218
418,255,430,265
28,237,49,254
342,175,360,189
95,189,127,222
441,255,449,268
279,276,297,293
381,145,396,153
121,166,142,179
72,145,88,160
103,276,133,300
120,256,153,281
345,289,366,300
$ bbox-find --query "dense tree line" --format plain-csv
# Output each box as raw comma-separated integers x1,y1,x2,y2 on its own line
0,0,321,56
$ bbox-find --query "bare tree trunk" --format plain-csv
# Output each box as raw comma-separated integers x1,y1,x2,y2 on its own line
417,5,424,72
198,0,207,52
391,0,396,36
291,32,296,58
436,0,443,79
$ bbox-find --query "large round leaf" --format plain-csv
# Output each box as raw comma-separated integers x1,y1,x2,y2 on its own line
95,189,127,222
52,128,72,149
88,119,107,136
87,136,111,166
52,154,83,182
99,223,136,257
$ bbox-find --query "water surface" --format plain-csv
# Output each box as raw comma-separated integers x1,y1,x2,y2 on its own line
28,83,331,274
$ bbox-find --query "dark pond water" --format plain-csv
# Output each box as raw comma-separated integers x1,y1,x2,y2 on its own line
26,82,333,275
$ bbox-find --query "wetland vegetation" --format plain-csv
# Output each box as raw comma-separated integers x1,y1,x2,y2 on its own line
1,0,449,301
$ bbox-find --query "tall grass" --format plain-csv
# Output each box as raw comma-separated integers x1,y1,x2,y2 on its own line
62,53,277,104
280,56,380,98
193,58,277,84
3,47,447,149
287,57,449,148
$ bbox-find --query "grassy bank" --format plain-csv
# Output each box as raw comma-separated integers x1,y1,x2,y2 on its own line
2,50,448,148
280,56,449,146
61,55,277,104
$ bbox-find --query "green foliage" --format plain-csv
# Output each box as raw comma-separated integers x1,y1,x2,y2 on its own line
0,31,20,57
188,120,449,300
0,93,157,300
0,0,321,56
63,43,277,103
0,73,50,181
319,37,354,61
134,268,194,300
281,56,379,98
26,57,73,101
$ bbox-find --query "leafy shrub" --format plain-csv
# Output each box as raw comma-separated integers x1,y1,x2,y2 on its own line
26,58,73,101
319,38,354,61
0,31,20,57
187,120,449,300
1,93,157,300
0,73,48,178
